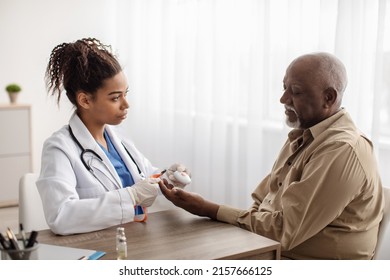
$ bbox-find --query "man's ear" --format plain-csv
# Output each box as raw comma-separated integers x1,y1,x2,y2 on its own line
77,92,92,109
323,88,337,108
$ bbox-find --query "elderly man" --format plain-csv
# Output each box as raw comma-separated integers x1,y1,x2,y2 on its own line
159,52,384,259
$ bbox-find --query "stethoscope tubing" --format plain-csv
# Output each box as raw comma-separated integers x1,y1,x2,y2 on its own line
68,125,143,190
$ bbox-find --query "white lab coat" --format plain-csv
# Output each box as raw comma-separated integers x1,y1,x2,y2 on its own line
36,113,159,235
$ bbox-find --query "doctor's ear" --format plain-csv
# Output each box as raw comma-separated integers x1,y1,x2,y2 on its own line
77,92,93,109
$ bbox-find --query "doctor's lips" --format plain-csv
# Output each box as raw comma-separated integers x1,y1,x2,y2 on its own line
151,169,167,178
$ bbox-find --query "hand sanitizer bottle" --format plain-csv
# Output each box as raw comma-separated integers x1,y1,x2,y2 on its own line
116,227,127,260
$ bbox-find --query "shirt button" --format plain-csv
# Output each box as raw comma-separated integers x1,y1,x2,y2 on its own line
278,182,282,187
287,161,292,166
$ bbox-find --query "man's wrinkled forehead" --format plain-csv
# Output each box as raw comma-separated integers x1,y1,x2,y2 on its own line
283,56,320,83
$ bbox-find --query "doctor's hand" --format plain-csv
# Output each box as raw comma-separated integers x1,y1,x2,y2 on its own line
128,178,160,207
158,179,219,220
162,163,192,189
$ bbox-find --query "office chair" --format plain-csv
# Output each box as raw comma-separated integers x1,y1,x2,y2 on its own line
373,186,390,260
18,173,49,233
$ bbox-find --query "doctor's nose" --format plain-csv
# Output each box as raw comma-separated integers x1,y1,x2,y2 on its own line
121,96,129,110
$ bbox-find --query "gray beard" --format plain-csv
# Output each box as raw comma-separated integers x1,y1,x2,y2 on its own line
285,117,301,129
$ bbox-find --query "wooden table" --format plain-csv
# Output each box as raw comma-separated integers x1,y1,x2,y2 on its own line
37,209,280,260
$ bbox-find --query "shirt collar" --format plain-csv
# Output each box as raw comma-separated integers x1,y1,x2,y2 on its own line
287,108,346,151
309,108,346,139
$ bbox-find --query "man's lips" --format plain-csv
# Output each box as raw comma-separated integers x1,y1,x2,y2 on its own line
284,107,296,116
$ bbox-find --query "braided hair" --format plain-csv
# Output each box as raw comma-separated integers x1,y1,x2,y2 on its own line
45,38,122,106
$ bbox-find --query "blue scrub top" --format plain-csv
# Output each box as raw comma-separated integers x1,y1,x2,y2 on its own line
99,130,145,219
99,130,135,187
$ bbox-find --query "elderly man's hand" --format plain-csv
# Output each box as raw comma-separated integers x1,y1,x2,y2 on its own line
162,163,191,188
158,179,219,219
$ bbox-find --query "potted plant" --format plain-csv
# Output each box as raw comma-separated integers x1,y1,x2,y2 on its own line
5,83,22,104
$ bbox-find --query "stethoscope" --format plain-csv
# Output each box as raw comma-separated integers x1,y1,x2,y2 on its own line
68,125,144,187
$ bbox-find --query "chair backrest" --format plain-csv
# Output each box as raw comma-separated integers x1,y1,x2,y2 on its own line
374,186,390,260
18,173,49,233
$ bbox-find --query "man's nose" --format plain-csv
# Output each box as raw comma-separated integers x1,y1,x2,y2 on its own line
280,90,290,105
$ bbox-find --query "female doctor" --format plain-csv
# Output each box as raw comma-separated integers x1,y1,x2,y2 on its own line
37,38,190,235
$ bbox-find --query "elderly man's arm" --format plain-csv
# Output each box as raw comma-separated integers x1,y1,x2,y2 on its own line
159,179,220,219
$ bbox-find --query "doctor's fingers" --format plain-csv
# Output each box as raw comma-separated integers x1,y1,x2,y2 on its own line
168,163,191,177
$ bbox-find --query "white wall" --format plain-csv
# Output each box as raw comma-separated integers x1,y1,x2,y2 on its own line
0,0,118,172
1,0,388,194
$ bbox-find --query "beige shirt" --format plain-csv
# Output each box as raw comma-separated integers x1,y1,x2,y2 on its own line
217,109,384,259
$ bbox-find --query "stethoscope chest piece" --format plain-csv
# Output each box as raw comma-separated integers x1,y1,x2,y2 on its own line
69,126,103,171
80,149,103,171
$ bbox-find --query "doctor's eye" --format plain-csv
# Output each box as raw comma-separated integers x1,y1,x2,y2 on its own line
112,95,121,101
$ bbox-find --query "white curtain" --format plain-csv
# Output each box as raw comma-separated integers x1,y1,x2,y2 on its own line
115,0,390,208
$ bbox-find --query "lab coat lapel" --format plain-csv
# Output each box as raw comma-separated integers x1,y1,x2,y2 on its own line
105,126,145,183
69,113,123,190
